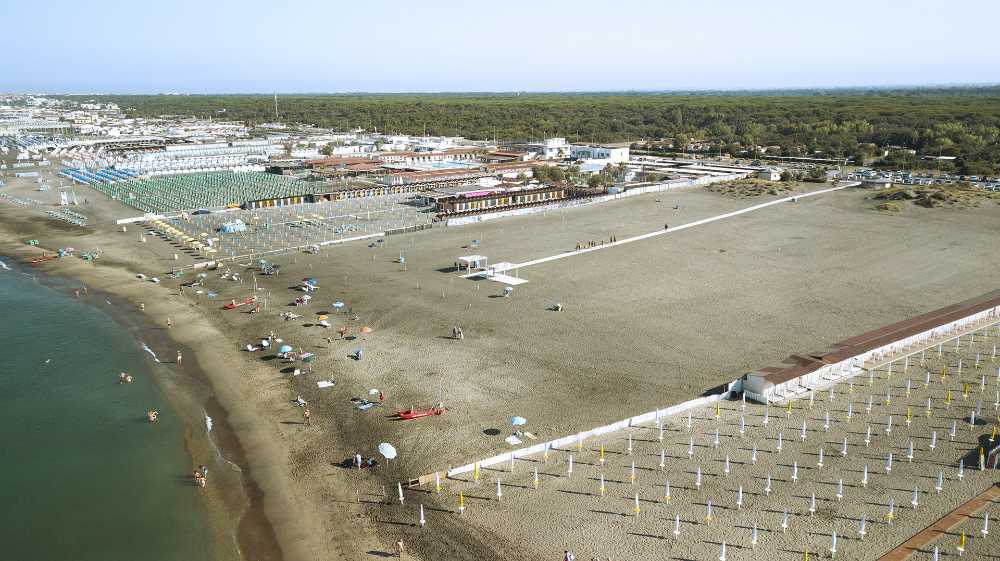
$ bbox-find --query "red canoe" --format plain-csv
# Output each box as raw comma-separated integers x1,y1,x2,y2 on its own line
396,407,446,420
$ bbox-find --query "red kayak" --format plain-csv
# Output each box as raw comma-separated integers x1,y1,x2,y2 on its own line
396,407,446,420
223,296,256,310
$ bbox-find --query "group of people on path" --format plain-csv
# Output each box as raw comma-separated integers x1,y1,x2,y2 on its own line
574,236,616,251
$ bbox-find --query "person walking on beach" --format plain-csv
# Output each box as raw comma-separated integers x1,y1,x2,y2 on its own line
166,317,173,329
378,390,384,404
303,407,312,426
564,550,575,561
394,540,405,559
176,351,183,366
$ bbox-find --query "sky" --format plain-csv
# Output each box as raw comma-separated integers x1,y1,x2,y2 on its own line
3,0,999,94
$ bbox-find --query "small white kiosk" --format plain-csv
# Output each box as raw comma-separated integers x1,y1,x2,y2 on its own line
458,254,488,272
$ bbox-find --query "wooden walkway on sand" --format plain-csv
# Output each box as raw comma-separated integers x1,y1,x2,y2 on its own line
877,482,1000,561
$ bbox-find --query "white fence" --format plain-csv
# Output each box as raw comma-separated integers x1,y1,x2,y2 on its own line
443,380,738,479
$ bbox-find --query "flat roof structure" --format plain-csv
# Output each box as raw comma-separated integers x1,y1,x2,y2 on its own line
746,289,1000,389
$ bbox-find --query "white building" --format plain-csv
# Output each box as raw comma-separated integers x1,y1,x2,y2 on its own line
758,167,783,181
570,144,629,163
522,137,571,159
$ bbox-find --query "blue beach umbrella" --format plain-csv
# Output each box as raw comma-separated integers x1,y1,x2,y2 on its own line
332,301,345,309
278,344,293,354
510,416,527,426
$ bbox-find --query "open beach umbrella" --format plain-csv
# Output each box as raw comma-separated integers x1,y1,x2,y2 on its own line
368,388,380,396
378,442,397,460
301,294,312,301
360,326,373,334
300,353,315,363
302,278,318,286
510,416,527,426
332,301,345,309
278,344,293,354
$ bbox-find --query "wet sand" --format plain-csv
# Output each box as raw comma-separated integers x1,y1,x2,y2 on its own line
1,170,998,561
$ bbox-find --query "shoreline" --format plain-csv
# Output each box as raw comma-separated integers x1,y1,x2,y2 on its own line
0,246,284,561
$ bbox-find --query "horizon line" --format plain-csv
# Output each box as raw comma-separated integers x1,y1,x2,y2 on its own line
7,81,1000,97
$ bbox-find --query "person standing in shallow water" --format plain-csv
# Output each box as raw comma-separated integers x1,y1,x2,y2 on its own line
176,351,182,366
303,407,311,425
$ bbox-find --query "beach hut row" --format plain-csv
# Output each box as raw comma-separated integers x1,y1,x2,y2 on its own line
90,171,320,214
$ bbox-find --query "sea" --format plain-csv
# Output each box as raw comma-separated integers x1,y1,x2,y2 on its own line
0,260,217,561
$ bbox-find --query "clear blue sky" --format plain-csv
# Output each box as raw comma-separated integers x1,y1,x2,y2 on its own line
4,0,998,93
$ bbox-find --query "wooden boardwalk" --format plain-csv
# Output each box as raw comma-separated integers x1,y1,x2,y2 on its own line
877,482,999,561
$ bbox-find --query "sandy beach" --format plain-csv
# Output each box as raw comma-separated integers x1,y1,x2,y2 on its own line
1,172,998,561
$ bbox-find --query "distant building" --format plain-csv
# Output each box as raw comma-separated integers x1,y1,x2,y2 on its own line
520,138,571,160
570,144,629,163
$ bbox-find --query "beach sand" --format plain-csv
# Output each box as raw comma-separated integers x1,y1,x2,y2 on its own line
1,170,998,561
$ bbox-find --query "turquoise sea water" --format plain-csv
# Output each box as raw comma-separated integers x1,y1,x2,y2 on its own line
0,262,214,561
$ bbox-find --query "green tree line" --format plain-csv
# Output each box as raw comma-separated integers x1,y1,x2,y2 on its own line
67,90,1000,175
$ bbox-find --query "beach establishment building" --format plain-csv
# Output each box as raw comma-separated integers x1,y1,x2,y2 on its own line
518,137,572,160
742,290,1000,402
434,184,568,216
242,182,421,209
570,144,629,163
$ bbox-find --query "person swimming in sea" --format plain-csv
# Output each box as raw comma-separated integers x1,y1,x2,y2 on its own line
147,409,159,422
